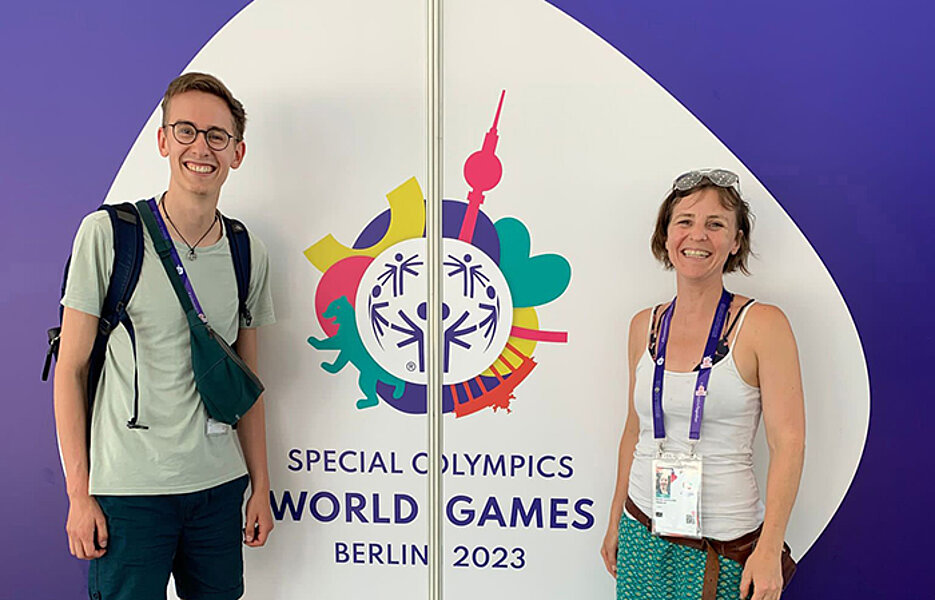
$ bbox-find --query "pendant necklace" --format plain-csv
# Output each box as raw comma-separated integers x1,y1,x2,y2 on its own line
161,198,219,261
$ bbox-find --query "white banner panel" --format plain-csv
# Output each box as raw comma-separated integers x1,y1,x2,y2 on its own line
441,0,867,597
103,0,868,598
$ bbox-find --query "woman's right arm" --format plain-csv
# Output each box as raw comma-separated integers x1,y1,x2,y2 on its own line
600,309,649,577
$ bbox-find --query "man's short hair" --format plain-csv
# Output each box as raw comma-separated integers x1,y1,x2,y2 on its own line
161,72,247,140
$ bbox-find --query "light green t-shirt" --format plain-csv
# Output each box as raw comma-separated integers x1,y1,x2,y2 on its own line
62,199,275,495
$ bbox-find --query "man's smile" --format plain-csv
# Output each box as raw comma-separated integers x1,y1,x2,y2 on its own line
184,161,217,174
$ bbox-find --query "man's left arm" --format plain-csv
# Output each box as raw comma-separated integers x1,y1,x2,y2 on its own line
234,327,274,547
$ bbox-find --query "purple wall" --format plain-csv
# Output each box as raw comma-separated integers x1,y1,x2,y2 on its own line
2,0,931,596
0,3,249,597
550,1,935,595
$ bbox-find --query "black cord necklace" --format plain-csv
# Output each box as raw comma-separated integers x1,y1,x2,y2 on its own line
161,198,219,261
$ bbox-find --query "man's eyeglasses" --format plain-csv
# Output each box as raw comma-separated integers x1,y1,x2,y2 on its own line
164,121,239,151
673,169,740,193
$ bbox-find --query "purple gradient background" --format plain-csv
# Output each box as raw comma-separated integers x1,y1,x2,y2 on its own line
1,0,931,597
0,2,250,597
545,1,935,595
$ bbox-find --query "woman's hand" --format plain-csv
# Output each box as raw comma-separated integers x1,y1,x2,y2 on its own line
600,521,619,577
740,545,783,600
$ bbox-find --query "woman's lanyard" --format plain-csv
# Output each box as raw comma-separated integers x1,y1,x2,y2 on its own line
651,288,733,443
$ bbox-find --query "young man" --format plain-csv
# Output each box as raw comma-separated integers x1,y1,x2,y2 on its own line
54,73,274,600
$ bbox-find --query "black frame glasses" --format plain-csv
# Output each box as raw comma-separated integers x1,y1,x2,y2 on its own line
164,121,239,151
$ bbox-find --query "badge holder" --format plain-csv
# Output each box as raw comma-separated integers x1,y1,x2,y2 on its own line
651,443,703,539
206,417,231,436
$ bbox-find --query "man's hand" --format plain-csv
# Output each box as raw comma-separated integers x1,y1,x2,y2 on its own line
243,489,274,547
66,495,108,560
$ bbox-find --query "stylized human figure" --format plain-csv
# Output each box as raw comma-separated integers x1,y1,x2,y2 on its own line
378,252,422,297
477,285,500,350
308,296,406,409
468,260,490,299
444,309,478,373
377,255,399,295
391,305,427,374
445,253,489,298
445,253,469,294
368,284,390,347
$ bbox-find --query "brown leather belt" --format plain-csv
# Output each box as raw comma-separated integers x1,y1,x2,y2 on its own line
624,497,796,600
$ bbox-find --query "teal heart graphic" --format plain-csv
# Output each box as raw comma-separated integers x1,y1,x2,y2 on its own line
495,217,571,308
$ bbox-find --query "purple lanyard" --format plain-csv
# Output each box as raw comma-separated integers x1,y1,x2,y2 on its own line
651,288,732,441
146,198,209,322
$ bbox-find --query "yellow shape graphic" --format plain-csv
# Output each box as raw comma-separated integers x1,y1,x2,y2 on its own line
483,307,539,376
304,177,426,272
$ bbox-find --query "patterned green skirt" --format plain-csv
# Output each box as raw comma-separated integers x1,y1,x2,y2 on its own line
616,513,745,600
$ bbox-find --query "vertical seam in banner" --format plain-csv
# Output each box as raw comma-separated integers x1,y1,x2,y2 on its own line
426,0,444,599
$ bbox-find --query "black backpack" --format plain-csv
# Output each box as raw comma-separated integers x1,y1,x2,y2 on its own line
43,201,253,430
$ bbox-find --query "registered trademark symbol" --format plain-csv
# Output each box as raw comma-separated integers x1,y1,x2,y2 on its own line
406,361,416,372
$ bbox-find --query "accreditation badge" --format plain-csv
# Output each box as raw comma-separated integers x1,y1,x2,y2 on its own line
651,454,703,538
206,417,231,436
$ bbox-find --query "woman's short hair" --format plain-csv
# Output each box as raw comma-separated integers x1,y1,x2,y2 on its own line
650,179,754,275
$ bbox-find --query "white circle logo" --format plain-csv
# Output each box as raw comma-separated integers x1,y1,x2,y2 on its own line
355,237,513,385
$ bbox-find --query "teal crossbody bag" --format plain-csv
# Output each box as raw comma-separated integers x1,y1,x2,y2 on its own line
137,199,263,425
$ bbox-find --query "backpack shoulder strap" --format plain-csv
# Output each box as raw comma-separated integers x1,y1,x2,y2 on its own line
97,202,148,429
97,203,144,335
42,203,144,382
223,215,253,327
43,202,147,436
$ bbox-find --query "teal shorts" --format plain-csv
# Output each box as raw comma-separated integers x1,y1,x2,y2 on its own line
89,475,249,600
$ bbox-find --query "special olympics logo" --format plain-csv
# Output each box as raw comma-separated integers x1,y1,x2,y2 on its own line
304,92,570,418
357,238,513,385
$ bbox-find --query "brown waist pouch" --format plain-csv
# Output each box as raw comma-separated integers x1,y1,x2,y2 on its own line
624,497,796,600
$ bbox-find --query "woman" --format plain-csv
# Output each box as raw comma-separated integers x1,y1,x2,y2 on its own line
600,170,805,600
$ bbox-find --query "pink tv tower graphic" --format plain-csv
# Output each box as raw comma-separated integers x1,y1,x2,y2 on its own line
457,91,569,348
446,91,569,416
459,90,506,243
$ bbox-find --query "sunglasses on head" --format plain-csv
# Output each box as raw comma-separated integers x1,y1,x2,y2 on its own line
673,169,740,193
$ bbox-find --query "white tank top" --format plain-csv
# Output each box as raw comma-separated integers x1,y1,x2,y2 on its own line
626,302,764,540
